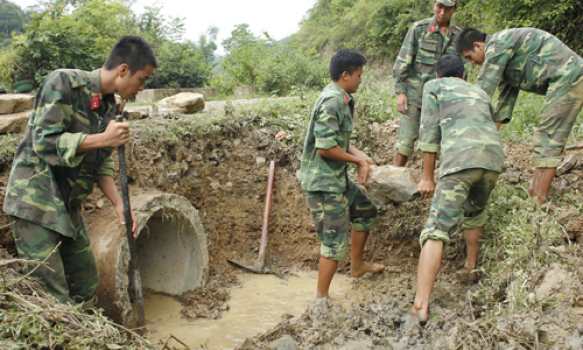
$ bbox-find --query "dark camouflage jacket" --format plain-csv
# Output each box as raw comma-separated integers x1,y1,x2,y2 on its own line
393,16,464,107
301,82,354,193
3,69,116,238
477,28,583,123
419,77,505,178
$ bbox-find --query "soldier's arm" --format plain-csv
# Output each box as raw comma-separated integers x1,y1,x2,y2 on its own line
417,84,440,199
348,144,374,165
30,72,88,168
97,175,138,236
492,81,519,125
77,120,131,153
393,24,419,96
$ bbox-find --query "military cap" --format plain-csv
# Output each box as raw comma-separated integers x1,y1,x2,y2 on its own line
436,0,457,6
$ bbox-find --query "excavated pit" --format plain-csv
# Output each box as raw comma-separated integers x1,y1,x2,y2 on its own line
88,191,208,327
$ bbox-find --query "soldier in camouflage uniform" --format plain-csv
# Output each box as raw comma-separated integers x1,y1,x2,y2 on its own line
456,27,583,204
301,49,384,299
3,36,157,305
392,0,464,167
408,55,504,322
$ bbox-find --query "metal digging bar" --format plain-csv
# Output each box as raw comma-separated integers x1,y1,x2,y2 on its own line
116,101,145,327
228,160,276,274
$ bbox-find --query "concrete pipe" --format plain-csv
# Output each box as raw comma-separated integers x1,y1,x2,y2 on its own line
89,191,208,327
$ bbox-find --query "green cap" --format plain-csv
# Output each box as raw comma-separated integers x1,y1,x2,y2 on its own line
436,0,457,6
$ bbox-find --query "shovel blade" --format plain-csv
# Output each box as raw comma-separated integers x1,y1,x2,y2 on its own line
227,259,271,274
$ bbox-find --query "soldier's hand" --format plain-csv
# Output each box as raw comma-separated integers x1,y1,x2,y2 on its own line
102,120,131,147
397,93,408,115
357,160,373,187
115,203,139,238
417,179,435,199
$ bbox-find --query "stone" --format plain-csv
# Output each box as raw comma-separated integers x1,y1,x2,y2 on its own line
556,209,583,240
0,111,30,134
365,165,421,205
148,104,182,119
0,94,35,114
159,92,205,114
535,264,582,302
135,87,218,103
124,106,149,120
270,335,300,350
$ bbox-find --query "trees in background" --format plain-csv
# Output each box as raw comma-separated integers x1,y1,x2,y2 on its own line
212,24,328,95
0,0,217,90
0,0,29,48
297,0,583,61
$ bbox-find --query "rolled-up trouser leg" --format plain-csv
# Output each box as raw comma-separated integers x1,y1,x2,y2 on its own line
395,105,422,157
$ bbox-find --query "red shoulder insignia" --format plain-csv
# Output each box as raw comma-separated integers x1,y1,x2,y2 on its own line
343,93,350,104
430,24,436,34
91,95,99,110
452,26,456,35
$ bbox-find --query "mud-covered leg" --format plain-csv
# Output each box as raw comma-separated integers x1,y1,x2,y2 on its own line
408,239,443,322
393,105,421,167
464,227,484,280
350,229,385,277
531,168,557,204
317,257,338,299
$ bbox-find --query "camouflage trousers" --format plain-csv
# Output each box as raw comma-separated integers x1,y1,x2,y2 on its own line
419,169,499,249
305,181,379,261
10,216,98,304
534,76,583,168
395,104,422,157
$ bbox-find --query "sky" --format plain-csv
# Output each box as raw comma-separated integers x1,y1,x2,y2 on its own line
16,0,317,54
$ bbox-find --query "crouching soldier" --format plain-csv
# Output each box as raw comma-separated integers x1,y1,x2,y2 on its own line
408,55,504,322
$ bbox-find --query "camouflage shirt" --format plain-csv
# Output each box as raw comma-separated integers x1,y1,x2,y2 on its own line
301,82,354,193
393,16,464,107
419,77,505,178
3,69,117,238
477,28,583,123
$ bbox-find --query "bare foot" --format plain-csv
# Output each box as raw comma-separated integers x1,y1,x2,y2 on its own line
316,295,336,302
407,305,429,322
350,262,385,277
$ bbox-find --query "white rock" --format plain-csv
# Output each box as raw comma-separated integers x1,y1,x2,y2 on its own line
159,92,205,114
0,94,35,114
0,111,30,134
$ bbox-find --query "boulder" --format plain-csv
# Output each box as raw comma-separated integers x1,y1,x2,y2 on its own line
0,94,35,114
159,92,205,114
365,165,421,205
123,106,149,120
0,111,30,134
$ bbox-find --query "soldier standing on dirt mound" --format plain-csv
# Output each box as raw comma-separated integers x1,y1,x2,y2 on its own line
3,36,157,306
300,49,385,299
409,55,505,322
456,27,583,204
392,0,465,167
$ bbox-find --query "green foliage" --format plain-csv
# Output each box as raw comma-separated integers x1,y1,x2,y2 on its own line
0,0,29,48
482,0,583,54
216,24,328,95
0,1,217,89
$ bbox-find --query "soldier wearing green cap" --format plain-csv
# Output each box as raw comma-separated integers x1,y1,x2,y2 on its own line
392,0,465,167
3,36,157,306
408,54,504,322
456,27,583,204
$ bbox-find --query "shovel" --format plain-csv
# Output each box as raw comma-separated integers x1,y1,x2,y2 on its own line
228,160,276,274
116,101,145,327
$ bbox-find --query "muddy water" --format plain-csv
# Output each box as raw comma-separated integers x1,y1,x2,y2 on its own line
144,271,352,349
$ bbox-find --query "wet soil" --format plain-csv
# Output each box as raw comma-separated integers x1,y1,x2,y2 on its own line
2,98,583,349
